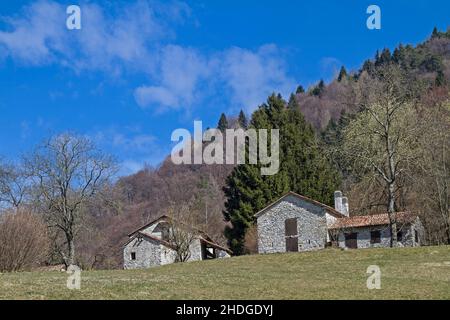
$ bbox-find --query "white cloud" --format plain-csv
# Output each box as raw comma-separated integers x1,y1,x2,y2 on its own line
112,133,157,152
220,44,296,112
134,44,296,113
320,57,342,81
0,1,66,65
0,0,188,73
134,86,178,109
0,1,296,114
134,45,212,111
88,127,166,175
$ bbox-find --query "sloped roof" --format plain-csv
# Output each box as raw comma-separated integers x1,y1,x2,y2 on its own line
329,212,417,229
126,215,232,254
254,191,345,219
122,231,176,249
127,215,171,237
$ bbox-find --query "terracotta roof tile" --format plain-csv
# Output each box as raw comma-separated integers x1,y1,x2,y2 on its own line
329,212,417,229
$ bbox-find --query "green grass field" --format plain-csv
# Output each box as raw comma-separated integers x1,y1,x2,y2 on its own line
0,245,449,300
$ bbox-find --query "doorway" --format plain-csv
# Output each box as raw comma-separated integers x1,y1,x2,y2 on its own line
285,218,299,252
344,232,358,249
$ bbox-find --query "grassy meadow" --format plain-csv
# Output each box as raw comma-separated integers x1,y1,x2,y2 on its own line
0,245,449,300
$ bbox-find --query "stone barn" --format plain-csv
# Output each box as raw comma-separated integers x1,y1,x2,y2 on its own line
123,215,231,269
255,192,345,253
255,191,423,253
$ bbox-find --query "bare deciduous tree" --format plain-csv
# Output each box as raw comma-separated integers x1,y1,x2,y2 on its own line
25,133,116,267
0,161,28,209
165,204,200,263
415,100,450,243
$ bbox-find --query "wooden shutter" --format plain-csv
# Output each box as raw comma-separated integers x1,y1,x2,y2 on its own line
285,218,298,236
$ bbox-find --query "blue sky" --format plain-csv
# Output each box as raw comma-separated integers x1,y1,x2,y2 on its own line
0,0,448,175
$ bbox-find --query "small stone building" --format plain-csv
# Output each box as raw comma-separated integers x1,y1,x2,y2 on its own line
123,215,231,269
329,212,424,249
255,192,345,253
255,191,423,253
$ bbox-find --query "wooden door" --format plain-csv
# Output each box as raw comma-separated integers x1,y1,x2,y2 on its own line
285,218,299,252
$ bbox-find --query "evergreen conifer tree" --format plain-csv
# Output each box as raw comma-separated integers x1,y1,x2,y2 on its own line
295,85,305,94
337,66,347,82
223,94,340,254
238,110,248,129
217,113,229,132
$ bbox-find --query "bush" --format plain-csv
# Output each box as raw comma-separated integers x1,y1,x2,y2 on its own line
244,225,258,254
0,210,49,272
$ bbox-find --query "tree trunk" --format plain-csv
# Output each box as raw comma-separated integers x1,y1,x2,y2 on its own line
447,215,450,245
64,232,75,267
388,182,398,247
385,129,398,248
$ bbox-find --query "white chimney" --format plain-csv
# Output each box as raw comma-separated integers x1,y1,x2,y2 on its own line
342,196,350,217
334,191,343,214
334,191,350,217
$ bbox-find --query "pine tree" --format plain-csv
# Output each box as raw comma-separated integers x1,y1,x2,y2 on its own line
217,113,228,132
381,48,391,64
432,26,440,38
392,45,404,64
295,85,305,94
374,50,380,64
238,110,248,129
321,110,353,177
287,93,298,109
375,48,391,66
362,59,375,75
436,70,446,87
311,80,325,96
337,66,347,82
223,94,340,254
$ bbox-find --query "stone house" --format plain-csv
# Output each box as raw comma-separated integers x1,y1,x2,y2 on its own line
255,191,423,253
329,211,423,249
123,215,231,269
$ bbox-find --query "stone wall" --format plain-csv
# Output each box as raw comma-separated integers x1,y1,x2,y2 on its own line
188,238,203,261
125,236,205,268
337,222,423,249
160,245,177,265
124,215,233,269
325,213,337,242
257,195,328,254
123,236,162,269
337,226,391,248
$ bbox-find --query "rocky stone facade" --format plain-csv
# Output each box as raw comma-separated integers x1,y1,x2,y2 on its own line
256,194,333,254
123,216,231,269
124,236,163,269
335,218,424,249
255,191,424,254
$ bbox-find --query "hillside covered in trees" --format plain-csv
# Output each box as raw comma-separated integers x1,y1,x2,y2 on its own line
1,28,449,270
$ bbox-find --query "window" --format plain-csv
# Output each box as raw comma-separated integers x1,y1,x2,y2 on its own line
415,230,419,243
344,232,358,249
370,231,381,244
131,252,136,260
397,230,403,242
